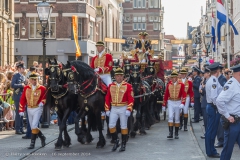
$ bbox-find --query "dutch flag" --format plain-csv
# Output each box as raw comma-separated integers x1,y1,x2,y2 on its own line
212,11,216,52
217,0,238,44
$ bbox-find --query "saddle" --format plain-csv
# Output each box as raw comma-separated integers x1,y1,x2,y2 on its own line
97,77,108,94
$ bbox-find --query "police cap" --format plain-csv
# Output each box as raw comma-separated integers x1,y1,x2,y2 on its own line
230,64,240,72
206,62,220,71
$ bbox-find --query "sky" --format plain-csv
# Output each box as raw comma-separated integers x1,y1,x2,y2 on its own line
162,0,207,39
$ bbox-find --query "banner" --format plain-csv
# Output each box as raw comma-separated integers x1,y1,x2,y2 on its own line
72,15,81,57
162,60,173,70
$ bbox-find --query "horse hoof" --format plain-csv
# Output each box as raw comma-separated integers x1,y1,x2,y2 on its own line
78,137,86,144
140,131,147,135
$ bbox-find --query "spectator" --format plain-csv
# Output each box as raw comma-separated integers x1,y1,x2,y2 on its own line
33,61,38,68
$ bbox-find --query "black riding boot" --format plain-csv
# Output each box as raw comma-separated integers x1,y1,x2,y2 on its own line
179,114,183,130
175,127,179,139
119,134,127,152
28,134,37,149
167,126,173,138
111,132,120,151
38,130,46,147
184,117,188,131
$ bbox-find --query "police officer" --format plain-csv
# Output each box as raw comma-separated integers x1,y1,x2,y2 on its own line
191,66,202,123
216,64,240,160
11,62,27,135
205,62,222,158
215,64,227,148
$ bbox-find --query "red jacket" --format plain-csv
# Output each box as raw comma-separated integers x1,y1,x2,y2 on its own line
105,81,134,112
19,85,46,112
179,79,194,103
163,81,186,106
90,53,113,74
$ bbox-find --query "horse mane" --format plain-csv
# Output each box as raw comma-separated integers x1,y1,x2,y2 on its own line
70,60,95,80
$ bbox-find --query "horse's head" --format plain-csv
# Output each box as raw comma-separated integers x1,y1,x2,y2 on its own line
45,58,63,92
123,59,131,77
130,64,141,94
63,61,78,94
145,61,155,76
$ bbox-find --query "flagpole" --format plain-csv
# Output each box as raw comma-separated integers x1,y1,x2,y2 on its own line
215,1,218,62
226,0,230,69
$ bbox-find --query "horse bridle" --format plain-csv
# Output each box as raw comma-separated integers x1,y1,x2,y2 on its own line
48,64,63,83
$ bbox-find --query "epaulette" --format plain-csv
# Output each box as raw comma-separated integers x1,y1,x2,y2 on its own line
213,78,216,82
227,80,233,84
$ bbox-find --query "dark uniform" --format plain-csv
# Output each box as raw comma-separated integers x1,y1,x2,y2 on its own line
11,62,26,134
216,66,227,148
216,64,240,160
192,66,202,122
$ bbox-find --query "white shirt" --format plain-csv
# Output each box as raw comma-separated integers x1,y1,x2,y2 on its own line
216,77,240,118
32,85,36,91
182,78,186,84
98,50,105,58
206,75,221,104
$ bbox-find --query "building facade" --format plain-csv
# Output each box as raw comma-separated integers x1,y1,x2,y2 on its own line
233,0,240,55
122,0,164,55
14,0,123,68
0,0,15,66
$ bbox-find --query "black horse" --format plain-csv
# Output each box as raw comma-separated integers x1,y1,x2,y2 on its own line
143,61,165,123
65,60,106,148
45,58,79,150
129,64,151,135
123,59,131,81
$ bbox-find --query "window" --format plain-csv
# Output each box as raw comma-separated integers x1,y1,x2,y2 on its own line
153,23,159,30
4,0,8,11
133,16,146,30
71,18,82,40
14,0,20,2
15,18,20,39
149,0,159,8
133,0,146,8
154,16,159,22
29,0,56,2
152,44,159,51
149,16,153,22
125,16,130,22
89,0,94,6
29,17,56,39
89,21,94,41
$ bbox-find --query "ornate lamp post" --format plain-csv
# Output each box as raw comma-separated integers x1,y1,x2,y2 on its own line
37,0,53,128
204,32,212,57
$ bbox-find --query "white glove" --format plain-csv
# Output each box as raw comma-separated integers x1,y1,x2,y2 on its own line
94,68,99,72
191,103,194,107
162,107,166,111
101,111,106,116
145,51,149,54
138,49,142,52
19,112,24,117
38,102,44,107
106,111,110,117
179,104,184,109
125,110,131,117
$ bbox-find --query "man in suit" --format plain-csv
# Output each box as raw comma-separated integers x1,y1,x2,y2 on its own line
192,66,202,123
11,62,27,134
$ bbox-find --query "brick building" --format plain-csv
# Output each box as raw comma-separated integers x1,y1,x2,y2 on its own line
0,0,15,66
122,0,164,55
14,0,123,67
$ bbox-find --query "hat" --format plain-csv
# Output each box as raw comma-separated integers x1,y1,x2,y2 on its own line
207,62,220,71
170,71,178,77
192,66,201,73
16,62,25,69
230,64,240,72
204,67,210,73
138,32,149,36
180,69,188,74
114,68,124,75
219,64,224,69
29,72,39,79
95,41,105,46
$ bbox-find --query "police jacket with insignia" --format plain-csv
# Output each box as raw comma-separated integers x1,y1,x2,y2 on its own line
105,81,134,112
193,75,201,98
218,74,227,93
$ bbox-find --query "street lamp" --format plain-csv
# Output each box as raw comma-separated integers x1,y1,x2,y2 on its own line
197,49,202,69
204,32,212,57
37,0,53,128
21,27,26,36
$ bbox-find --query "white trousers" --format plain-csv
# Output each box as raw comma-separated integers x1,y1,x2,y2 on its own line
109,106,127,129
183,96,190,115
99,74,112,87
168,100,181,123
27,106,43,129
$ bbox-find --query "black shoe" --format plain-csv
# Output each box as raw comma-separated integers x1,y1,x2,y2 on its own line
191,121,199,123
111,132,119,151
28,134,37,149
21,131,26,134
214,144,223,148
167,126,173,139
183,117,188,131
184,125,188,131
119,134,127,152
15,131,22,135
38,130,46,147
200,135,205,139
208,153,220,158
175,127,179,139
199,118,203,121
22,136,31,139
